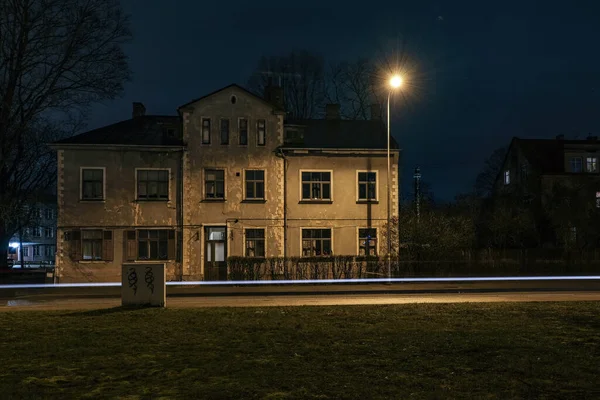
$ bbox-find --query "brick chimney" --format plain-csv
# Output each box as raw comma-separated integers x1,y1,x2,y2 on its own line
132,102,146,118
370,104,382,120
264,78,285,110
325,104,340,120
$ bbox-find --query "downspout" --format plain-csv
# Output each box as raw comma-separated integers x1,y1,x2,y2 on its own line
177,147,184,280
276,148,288,259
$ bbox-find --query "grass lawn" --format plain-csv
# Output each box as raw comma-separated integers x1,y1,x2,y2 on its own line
1,302,600,399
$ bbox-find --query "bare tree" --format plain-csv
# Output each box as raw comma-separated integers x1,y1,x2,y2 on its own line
324,58,384,120
0,0,131,268
474,147,507,198
247,50,326,119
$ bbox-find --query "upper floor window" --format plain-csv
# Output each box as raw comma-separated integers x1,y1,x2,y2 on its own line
357,171,377,201
245,170,265,200
202,118,211,144
301,171,331,201
586,157,598,173
503,170,510,185
220,119,229,145
257,119,266,146
570,157,583,173
137,169,169,200
302,228,332,257
358,228,377,256
45,208,54,220
205,169,225,199
239,118,248,145
245,229,265,257
32,227,42,237
81,168,104,200
45,227,54,238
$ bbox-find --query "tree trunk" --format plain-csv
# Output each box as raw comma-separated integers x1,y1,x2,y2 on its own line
0,227,9,269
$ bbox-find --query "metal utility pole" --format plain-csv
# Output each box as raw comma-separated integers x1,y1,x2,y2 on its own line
414,167,421,222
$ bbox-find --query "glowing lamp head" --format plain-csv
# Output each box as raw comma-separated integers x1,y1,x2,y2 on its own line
390,75,403,89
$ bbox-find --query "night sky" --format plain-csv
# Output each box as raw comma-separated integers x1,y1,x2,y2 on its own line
87,0,600,202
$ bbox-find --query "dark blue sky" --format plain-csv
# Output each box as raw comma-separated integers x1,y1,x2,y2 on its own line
88,0,600,201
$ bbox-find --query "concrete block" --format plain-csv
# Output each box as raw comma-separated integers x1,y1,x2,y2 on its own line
121,263,166,307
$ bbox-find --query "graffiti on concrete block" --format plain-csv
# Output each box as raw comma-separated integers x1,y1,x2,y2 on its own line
145,267,155,294
127,268,138,295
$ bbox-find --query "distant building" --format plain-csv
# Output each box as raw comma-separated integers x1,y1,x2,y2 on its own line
51,84,400,282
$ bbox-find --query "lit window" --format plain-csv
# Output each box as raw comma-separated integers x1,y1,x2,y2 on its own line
302,229,332,256
32,227,42,237
301,171,331,200
257,119,266,146
586,157,598,172
570,157,583,172
205,169,225,199
245,229,265,257
239,118,248,145
358,172,377,201
358,228,377,256
220,119,229,145
504,170,510,185
45,227,54,238
82,230,103,260
81,168,104,200
45,246,55,257
245,170,265,200
137,169,169,200
202,118,211,144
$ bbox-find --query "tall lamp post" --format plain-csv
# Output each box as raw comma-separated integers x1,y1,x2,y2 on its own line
387,75,402,282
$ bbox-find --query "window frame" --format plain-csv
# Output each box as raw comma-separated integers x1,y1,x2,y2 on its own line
80,167,106,201
503,170,510,185
357,227,378,256
586,156,598,173
81,229,103,260
44,245,55,257
33,245,40,256
256,119,266,146
244,169,266,201
299,170,333,202
301,228,333,257
136,229,170,261
220,118,230,145
45,208,54,220
245,228,266,257
23,246,29,257
201,117,211,144
570,156,583,173
238,117,248,146
135,168,170,201
356,170,379,202
45,227,54,238
32,226,42,237
204,168,226,200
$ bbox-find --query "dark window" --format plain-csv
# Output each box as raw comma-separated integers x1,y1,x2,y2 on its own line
137,170,169,200
302,229,332,256
220,119,229,145
358,172,377,201
359,228,377,256
23,247,29,257
45,227,54,238
202,118,211,144
205,169,225,199
245,229,265,257
137,230,169,260
301,171,331,200
257,119,266,146
570,157,583,173
81,168,104,200
33,245,40,256
245,170,265,200
32,227,42,237
82,230,102,260
45,208,54,219
166,128,175,137
239,118,248,145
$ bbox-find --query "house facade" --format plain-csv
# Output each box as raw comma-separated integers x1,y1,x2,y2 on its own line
52,84,400,282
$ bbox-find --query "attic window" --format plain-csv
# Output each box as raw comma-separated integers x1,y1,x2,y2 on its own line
284,128,304,144
231,95,237,104
504,170,510,185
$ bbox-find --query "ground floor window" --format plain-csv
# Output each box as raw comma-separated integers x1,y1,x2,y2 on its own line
302,228,332,256
245,229,265,257
67,229,113,261
33,246,40,256
358,228,377,256
44,245,55,257
125,229,176,261
82,230,103,260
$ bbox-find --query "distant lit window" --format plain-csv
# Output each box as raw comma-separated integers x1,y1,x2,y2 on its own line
45,227,54,238
586,157,598,173
504,170,510,185
596,192,600,208
81,168,104,200
205,169,225,199
202,118,211,144
32,227,42,237
245,170,265,200
570,157,583,173
257,119,266,146
245,229,265,257
239,118,248,145
220,119,229,145
45,246,55,257
23,247,29,257
45,208,54,220
358,228,377,256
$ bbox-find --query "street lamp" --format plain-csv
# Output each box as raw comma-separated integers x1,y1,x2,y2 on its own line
387,75,402,282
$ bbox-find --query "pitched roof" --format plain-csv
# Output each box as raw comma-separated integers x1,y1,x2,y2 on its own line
513,138,565,174
178,83,285,112
53,116,183,146
283,119,399,150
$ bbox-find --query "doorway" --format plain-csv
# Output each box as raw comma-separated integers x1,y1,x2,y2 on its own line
204,226,227,281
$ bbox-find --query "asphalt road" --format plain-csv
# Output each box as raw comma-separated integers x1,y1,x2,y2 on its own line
1,280,599,310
